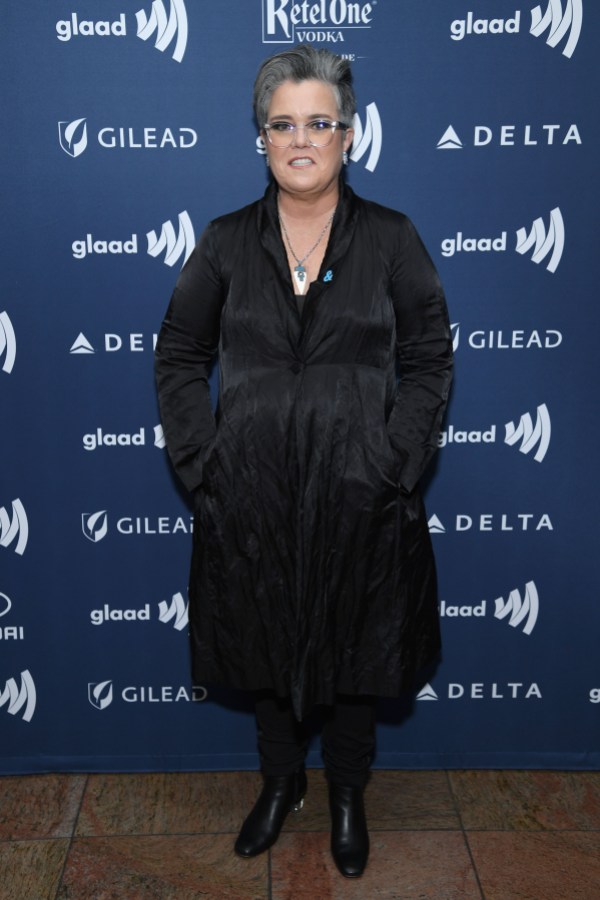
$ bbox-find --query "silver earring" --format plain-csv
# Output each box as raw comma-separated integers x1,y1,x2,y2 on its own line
342,151,349,166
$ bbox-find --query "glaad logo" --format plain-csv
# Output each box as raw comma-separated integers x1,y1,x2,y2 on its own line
451,323,563,352
428,513,553,534
0,311,16,374
56,1,188,62
59,119,197,156
350,103,382,172
89,592,188,629
82,427,164,451
0,670,36,722
88,679,207,708
449,2,583,58
82,510,109,543
70,212,195,269
437,123,581,149
136,0,189,63
438,404,551,463
505,403,551,462
147,212,196,268
515,208,564,273
70,333,158,355
441,209,565,274
158,592,189,631
417,681,542,701
58,118,88,157
261,0,375,44
0,500,28,556
495,581,539,635
439,580,540,635
530,0,583,58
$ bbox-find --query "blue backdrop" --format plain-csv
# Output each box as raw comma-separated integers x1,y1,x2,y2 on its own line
1,0,598,772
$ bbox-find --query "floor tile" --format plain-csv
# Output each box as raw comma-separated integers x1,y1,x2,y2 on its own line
0,775,86,840
365,770,460,830
281,769,460,834
449,770,600,831
468,831,600,899
271,830,481,899
57,834,268,899
75,771,262,837
0,839,68,900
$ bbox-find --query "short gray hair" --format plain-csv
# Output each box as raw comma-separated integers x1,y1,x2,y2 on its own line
253,44,356,128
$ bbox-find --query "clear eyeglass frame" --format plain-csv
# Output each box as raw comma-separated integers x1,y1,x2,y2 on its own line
263,119,349,149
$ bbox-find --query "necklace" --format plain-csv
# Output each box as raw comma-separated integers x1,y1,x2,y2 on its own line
278,203,336,295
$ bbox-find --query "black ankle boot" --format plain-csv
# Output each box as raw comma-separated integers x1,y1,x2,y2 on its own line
234,769,307,857
329,783,369,877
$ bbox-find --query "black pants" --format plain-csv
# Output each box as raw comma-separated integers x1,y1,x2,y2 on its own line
255,693,376,788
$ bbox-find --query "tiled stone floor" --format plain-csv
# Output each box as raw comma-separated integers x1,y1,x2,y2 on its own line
0,770,599,899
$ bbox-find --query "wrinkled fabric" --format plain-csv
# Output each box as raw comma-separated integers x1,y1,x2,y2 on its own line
155,180,453,719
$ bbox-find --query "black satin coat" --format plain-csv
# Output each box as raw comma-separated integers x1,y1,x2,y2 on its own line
155,180,453,719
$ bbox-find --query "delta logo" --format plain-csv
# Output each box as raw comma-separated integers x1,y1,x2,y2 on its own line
437,123,581,150
440,208,565,274
261,0,376,44
449,1,583,58
438,403,551,463
416,681,542,701
428,513,553,535
70,332,159,355
56,0,188,62
68,211,196,269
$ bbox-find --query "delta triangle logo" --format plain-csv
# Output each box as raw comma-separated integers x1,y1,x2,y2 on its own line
416,683,439,701
70,333,95,354
437,126,463,149
428,515,446,534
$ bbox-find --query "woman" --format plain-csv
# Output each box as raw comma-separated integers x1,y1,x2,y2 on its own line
155,45,452,878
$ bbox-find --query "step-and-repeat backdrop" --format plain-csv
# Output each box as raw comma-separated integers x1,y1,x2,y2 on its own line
1,1,598,772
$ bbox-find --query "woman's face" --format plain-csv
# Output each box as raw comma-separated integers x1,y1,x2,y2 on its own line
262,79,354,200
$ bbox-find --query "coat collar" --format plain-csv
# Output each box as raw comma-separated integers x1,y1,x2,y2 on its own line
256,178,360,293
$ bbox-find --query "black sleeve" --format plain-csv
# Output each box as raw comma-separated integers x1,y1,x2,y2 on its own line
154,222,224,494
387,217,453,494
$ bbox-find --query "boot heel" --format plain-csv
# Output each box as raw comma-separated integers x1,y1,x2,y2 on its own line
290,797,304,812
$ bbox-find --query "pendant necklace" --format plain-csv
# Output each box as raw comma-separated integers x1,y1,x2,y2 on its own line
278,202,336,295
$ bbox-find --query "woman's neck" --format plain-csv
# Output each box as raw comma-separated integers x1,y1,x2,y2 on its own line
277,182,340,223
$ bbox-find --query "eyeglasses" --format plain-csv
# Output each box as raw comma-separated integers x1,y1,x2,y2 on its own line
263,119,349,149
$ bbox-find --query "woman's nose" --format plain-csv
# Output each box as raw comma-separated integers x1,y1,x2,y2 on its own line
291,124,309,147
